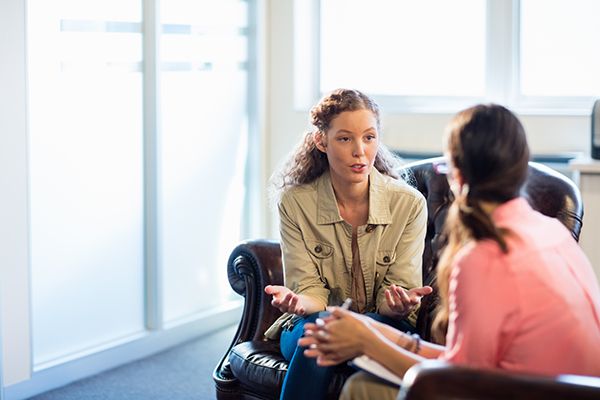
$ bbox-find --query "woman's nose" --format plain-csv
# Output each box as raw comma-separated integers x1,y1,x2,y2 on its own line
352,142,365,157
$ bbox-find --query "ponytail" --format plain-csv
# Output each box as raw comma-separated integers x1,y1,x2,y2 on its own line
432,103,529,343
432,185,511,344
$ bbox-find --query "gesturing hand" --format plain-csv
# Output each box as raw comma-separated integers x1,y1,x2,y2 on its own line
264,285,306,316
385,284,433,316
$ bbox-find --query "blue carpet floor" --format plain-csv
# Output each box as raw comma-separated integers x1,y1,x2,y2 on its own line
27,324,237,400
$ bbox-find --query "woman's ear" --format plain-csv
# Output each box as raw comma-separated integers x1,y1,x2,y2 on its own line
314,132,328,153
449,168,466,197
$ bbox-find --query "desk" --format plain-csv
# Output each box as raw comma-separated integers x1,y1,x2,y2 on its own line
569,157,600,285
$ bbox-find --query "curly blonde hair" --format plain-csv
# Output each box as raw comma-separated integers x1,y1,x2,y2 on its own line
272,89,401,192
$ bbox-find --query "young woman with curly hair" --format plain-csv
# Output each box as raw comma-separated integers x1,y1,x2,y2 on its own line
263,89,432,400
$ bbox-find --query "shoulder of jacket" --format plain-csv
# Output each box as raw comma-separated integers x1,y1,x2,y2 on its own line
380,175,425,204
279,181,318,206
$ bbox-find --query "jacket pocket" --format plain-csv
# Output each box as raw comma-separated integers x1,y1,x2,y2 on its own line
306,240,334,258
375,250,396,288
305,240,334,287
376,250,396,266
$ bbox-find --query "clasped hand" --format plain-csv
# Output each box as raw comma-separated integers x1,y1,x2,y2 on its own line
298,307,375,366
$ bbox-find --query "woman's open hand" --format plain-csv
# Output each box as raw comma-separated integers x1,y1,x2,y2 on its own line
264,285,306,315
385,284,433,316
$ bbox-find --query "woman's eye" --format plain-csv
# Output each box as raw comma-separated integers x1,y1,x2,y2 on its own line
365,135,376,141
337,137,350,142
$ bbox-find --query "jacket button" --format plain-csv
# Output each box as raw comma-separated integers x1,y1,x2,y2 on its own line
366,224,374,233
315,245,322,253
383,256,390,263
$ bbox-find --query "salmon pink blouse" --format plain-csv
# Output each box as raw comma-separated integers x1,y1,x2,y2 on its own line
442,198,600,376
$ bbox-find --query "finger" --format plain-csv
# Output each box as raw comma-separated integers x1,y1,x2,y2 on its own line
281,292,294,307
321,314,336,323
385,290,395,309
304,323,318,332
316,330,330,341
316,356,340,367
303,348,324,359
385,289,396,308
397,287,412,305
407,292,421,306
289,295,304,314
390,286,406,309
328,306,353,319
264,285,282,295
298,336,318,347
302,329,314,338
411,285,433,297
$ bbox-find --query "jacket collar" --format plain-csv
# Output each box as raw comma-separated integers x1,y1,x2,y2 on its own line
316,168,393,225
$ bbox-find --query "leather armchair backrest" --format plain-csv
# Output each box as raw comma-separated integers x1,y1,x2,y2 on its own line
402,157,584,289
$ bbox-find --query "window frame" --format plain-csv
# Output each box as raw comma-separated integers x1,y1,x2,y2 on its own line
294,0,596,115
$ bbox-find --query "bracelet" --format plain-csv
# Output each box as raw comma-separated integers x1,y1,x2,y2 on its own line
398,332,420,354
410,333,421,355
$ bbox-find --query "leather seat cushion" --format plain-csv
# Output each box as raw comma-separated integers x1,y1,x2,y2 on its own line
229,341,288,396
229,340,356,398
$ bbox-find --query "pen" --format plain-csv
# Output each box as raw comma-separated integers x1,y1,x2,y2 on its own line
315,298,353,327
340,297,353,310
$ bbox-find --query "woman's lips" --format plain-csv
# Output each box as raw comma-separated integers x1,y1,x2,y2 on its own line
351,164,367,173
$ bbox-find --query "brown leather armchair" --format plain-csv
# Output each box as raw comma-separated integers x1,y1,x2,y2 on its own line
213,157,587,400
399,360,600,400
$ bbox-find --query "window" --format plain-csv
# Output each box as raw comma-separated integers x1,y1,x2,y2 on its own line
519,0,600,97
320,0,486,97
27,0,251,369
297,0,600,114
28,0,145,367
159,0,249,324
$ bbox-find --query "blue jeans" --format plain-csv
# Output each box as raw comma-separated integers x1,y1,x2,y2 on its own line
279,312,415,400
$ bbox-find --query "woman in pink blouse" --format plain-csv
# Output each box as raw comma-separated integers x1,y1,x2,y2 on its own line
300,104,600,400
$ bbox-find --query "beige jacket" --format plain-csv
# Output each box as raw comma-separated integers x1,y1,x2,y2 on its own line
265,168,427,339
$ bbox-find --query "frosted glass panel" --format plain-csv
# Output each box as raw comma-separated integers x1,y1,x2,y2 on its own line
28,0,145,366
520,0,600,96
160,0,248,323
320,0,486,96
161,0,247,27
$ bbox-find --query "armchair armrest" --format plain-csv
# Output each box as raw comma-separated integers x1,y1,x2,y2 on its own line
214,240,284,390
399,360,600,400
227,239,284,343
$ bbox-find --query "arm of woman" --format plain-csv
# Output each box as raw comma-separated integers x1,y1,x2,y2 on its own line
300,308,442,377
378,194,430,318
368,317,444,359
265,195,329,316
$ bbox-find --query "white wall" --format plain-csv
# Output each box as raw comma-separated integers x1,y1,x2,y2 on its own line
264,0,591,237
0,0,33,387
